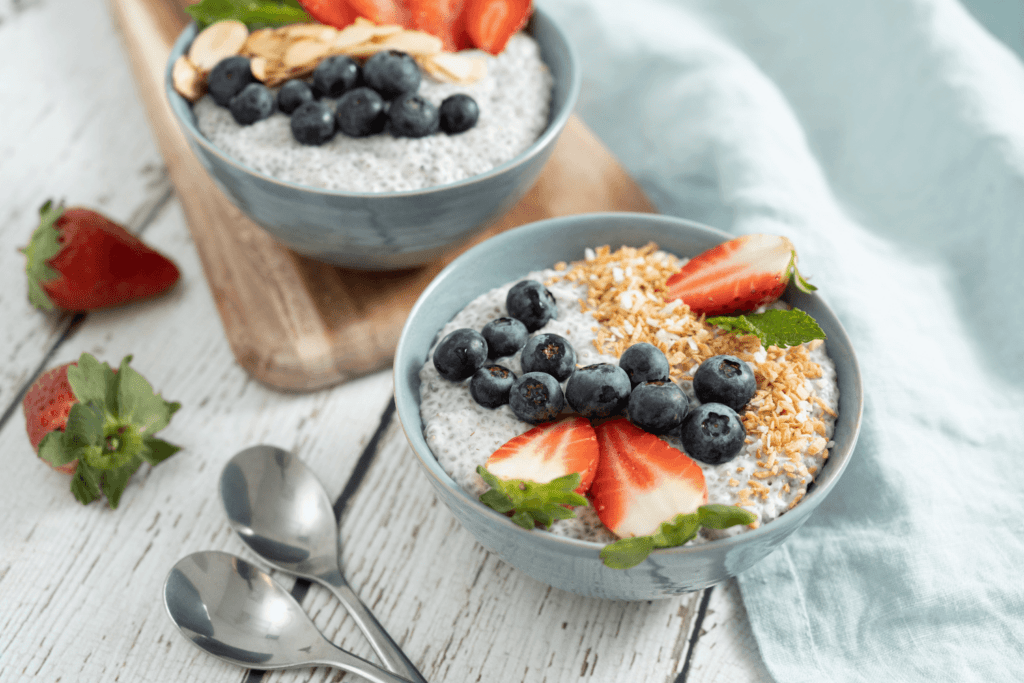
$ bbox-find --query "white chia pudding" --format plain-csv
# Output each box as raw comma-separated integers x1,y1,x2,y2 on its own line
418,244,840,546
193,34,553,192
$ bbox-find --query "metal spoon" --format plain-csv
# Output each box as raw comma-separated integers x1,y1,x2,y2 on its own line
163,551,412,683
219,445,427,683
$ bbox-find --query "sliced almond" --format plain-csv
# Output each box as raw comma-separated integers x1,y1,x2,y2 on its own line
281,23,339,43
283,39,331,68
378,30,443,56
172,55,205,101
422,51,487,84
250,56,269,82
242,28,286,60
188,20,249,72
332,22,396,50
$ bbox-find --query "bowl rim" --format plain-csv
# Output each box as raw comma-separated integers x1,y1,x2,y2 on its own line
164,7,581,199
394,211,864,560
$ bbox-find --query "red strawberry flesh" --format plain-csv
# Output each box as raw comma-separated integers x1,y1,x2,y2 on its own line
22,364,78,474
485,416,599,494
297,0,358,27
463,0,531,55
664,234,810,317
590,419,707,538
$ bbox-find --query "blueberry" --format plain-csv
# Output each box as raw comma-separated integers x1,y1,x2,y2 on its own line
520,333,577,382
208,56,256,106
432,328,488,381
619,342,670,388
388,93,439,138
439,94,479,134
692,355,757,411
481,317,528,359
229,83,275,125
627,381,689,435
290,101,336,145
680,403,746,464
335,87,387,137
564,363,631,418
277,79,314,114
470,364,517,409
363,50,421,100
509,372,565,424
312,55,360,98
505,280,557,332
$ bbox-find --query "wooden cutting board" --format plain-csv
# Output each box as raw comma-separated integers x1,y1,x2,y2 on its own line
107,0,656,391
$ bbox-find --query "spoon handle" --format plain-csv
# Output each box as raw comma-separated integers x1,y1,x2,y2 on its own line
312,642,418,683
319,571,429,683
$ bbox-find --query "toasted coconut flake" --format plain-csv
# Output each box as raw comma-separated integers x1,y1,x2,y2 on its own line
188,20,248,72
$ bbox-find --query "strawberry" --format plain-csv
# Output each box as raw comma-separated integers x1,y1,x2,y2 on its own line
408,0,471,51
477,417,600,529
589,418,707,539
463,0,531,55
297,0,358,27
345,0,411,25
23,201,180,312
23,353,181,508
664,234,815,317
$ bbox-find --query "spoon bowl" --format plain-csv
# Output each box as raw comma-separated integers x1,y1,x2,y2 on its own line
163,551,412,683
220,446,426,682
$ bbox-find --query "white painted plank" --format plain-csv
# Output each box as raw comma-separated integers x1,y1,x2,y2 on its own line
0,199,395,683
0,0,170,408
683,579,775,683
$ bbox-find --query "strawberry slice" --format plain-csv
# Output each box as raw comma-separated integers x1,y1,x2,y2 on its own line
345,0,411,25
297,0,358,28
664,234,815,317
408,0,471,51
590,418,707,538
485,416,599,494
463,0,531,55
23,201,180,312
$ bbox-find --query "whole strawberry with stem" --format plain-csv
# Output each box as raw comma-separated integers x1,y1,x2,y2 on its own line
22,200,180,312
664,234,815,317
23,352,182,508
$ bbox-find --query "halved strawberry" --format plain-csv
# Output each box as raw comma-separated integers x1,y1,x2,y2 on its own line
297,0,358,28
664,234,815,317
485,416,599,494
462,0,531,55
408,0,471,51
590,418,707,538
345,0,411,25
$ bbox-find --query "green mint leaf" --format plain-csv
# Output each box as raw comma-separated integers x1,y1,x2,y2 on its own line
100,459,143,509
708,308,826,349
70,462,102,505
67,353,119,418
23,200,64,311
600,537,655,569
185,0,312,30
476,466,587,530
140,437,182,466
116,356,176,435
38,431,76,467
697,504,758,529
650,513,700,549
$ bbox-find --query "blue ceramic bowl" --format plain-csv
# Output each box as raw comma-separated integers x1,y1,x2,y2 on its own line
165,10,579,270
394,212,863,600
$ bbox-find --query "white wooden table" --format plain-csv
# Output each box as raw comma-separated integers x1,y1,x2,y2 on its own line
0,1,775,681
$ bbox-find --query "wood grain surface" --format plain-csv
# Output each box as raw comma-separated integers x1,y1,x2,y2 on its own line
107,0,656,392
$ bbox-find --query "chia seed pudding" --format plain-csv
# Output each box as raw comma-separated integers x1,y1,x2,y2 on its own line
193,34,553,193
418,244,839,545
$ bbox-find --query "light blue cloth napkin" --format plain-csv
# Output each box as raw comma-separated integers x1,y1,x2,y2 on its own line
538,0,1024,679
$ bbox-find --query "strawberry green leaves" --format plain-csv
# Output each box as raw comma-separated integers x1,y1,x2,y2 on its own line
185,0,312,29
599,505,757,569
37,353,181,508
22,200,64,311
707,308,826,350
477,466,588,530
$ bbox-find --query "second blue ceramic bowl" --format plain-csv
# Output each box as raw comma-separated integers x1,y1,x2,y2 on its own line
394,212,863,600
165,9,579,270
